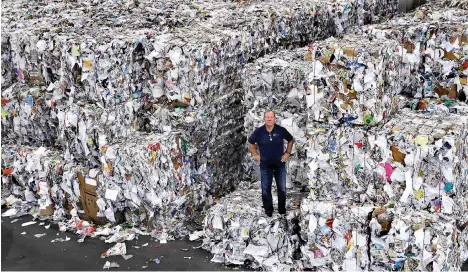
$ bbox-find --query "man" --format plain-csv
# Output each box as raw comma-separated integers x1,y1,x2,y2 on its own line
248,110,294,217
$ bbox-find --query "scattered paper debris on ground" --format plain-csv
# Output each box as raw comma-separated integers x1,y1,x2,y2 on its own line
101,243,126,258
51,237,71,243
103,261,120,269
21,221,36,227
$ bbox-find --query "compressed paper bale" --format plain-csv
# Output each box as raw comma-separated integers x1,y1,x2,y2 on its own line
1,145,80,221
369,209,461,271
299,198,373,270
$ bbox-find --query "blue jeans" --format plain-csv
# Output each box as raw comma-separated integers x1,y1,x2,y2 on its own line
260,166,287,215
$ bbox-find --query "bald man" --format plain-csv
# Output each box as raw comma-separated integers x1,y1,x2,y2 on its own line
248,110,294,217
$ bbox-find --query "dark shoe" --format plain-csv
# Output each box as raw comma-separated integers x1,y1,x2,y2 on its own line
265,211,273,217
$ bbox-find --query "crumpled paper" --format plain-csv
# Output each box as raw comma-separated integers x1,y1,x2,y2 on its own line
101,242,127,258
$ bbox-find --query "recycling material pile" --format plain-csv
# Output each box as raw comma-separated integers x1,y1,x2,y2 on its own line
0,0,400,199
0,80,246,199
202,0,468,270
368,208,461,271
299,200,373,270
1,0,468,270
306,109,468,206
376,110,467,212
201,181,464,270
242,2,468,183
242,33,405,127
242,33,406,185
74,132,213,238
1,145,80,220
208,112,467,270
1,132,214,238
1,0,402,233
0,0,399,92
301,200,462,271
1,83,141,164
1,84,60,146
364,3,468,114
364,6,468,101
201,182,307,270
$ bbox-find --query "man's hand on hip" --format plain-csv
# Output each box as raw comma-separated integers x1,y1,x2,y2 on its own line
254,154,261,164
281,153,290,162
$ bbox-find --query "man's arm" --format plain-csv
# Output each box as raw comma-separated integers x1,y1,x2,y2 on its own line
285,139,294,154
248,130,260,163
281,127,294,162
248,143,261,163
281,138,294,162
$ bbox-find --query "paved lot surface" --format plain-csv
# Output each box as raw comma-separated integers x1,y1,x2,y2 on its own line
1,214,247,271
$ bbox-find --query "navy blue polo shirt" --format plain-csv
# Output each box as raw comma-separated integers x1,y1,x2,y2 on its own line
248,124,293,169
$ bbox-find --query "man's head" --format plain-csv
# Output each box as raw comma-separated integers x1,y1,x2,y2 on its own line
264,110,276,126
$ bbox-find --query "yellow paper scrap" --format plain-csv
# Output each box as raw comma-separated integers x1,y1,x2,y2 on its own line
414,189,424,199
72,46,80,57
414,135,429,147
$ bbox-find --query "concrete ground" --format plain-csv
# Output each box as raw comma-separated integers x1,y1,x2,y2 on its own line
1,214,247,271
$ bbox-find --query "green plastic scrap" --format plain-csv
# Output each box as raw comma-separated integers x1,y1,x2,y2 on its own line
182,139,188,155
354,164,361,174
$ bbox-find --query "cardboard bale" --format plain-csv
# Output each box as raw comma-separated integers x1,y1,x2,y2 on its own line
77,171,107,225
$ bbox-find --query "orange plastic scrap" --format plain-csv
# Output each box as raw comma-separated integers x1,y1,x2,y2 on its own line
390,145,406,164
2,168,13,176
75,220,85,229
1,98,8,106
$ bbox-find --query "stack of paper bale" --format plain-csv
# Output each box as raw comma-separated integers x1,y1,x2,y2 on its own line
1,145,81,220
296,109,467,269
1,84,59,146
365,6,468,101
78,132,212,238
302,108,468,205
373,110,467,210
0,0,399,92
242,32,406,187
369,208,461,271
1,0,401,238
200,0,468,270
0,0,400,199
363,9,468,265
1,83,140,165
299,199,374,270
4,0,467,269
